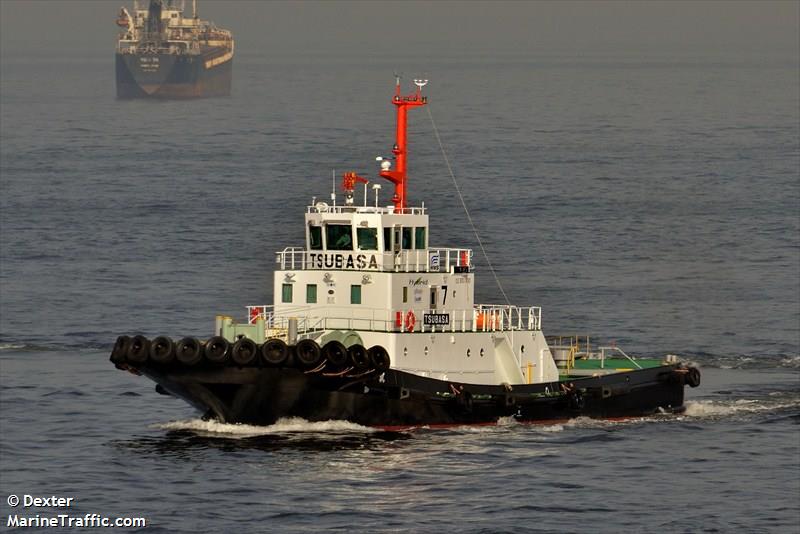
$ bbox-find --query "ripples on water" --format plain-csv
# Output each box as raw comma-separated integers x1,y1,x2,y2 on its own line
2,347,798,532
1,51,798,531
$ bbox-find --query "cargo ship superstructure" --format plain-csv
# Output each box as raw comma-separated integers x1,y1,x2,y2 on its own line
110,79,701,429
115,0,233,98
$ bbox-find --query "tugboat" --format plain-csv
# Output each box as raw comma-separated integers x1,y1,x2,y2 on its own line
115,0,233,98
110,79,701,428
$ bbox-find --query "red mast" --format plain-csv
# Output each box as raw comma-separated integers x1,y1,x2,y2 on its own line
379,77,428,212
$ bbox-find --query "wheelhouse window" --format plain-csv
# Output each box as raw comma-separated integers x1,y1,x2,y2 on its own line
309,225,323,250
350,285,362,304
414,227,426,249
383,227,392,252
356,227,378,250
326,224,353,250
281,284,293,303
306,284,317,304
402,227,413,249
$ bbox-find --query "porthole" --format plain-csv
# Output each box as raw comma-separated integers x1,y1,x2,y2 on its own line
521,345,526,354
467,348,471,357
403,347,408,357
480,348,485,357
424,346,429,356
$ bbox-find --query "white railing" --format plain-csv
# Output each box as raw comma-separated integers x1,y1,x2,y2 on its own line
473,304,542,332
306,205,427,215
245,304,541,337
397,248,473,273
592,346,643,370
275,247,473,273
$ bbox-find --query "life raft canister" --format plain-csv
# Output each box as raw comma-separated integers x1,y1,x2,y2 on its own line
475,312,498,330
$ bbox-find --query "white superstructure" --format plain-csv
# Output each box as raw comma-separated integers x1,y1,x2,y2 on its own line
243,80,560,386
116,0,233,55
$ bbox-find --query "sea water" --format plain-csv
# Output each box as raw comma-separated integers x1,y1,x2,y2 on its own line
1,51,798,532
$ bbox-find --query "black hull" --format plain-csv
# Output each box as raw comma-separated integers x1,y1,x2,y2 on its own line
115,50,232,99
128,362,689,429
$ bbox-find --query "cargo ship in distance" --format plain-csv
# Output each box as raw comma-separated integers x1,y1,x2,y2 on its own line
115,0,233,98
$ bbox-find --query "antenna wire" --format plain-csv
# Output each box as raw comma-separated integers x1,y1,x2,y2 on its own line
426,106,511,306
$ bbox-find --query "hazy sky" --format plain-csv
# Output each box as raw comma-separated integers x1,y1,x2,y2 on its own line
1,0,798,60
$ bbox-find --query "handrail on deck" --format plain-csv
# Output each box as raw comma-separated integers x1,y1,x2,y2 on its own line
598,346,642,369
547,335,642,370
275,247,473,273
245,303,542,338
306,205,427,215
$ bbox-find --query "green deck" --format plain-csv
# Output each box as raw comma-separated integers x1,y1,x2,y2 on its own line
560,358,667,379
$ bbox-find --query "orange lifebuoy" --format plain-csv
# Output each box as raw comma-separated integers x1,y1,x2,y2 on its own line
405,311,416,332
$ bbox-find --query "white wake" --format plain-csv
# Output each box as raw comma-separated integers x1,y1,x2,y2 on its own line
154,417,375,437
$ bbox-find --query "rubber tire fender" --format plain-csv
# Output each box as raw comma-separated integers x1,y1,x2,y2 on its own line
111,335,131,364
204,336,231,364
686,367,701,388
569,390,586,410
322,340,349,368
127,335,150,364
149,335,176,365
295,339,322,368
368,345,391,372
348,344,370,369
261,338,289,367
232,337,258,366
176,337,203,366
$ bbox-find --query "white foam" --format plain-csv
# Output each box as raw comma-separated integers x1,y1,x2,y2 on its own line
496,416,520,427
0,343,26,351
683,398,800,418
780,355,800,368
154,417,375,437
537,423,564,433
563,416,605,428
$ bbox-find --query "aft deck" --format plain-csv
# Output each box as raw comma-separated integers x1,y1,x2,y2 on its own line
564,357,669,378
548,335,674,378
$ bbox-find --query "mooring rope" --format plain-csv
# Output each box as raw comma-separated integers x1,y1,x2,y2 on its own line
426,106,511,306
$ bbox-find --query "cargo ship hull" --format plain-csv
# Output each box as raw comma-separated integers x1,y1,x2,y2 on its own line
115,49,232,99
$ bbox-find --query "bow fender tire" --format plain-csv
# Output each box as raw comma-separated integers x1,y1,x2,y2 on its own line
204,336,230,364
686,367,701,388
127,335,150,365
322,340,348,368
368,345,391,372
348,344,370,369
150,336,176,365
261,339,289,367
295,339,322,368
111,335,131,364
232,337,258,366
176,337,203,366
